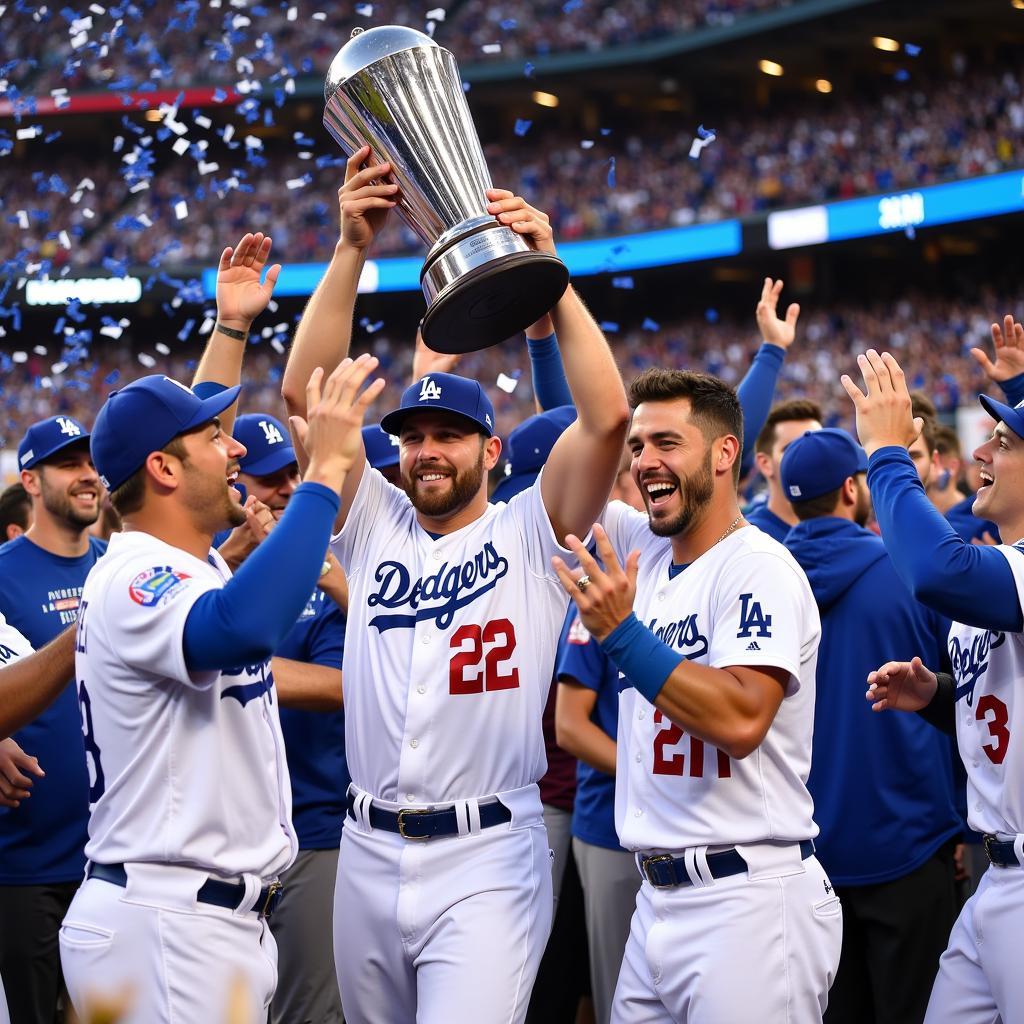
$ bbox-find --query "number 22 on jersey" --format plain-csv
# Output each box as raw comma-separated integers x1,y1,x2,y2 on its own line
449,618,519,694
652,710,731,779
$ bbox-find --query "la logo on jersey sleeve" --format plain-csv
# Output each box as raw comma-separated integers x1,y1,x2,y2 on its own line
129,567,191,607
736,593,772,650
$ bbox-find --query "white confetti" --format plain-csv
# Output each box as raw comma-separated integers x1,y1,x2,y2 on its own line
82,208,95,219
16,210,28,229
33,345,47,355
89,3,105,12
137,213,153,227
482,42,501,54
16,126,40,140
70,30,89,48
51,361,68,375
165,118,187,137
172,137,190,156
174,200,188,220
198,160,220,175
129,181,150,192
426,7,446,19
222,124,235,143
312,10,326,19
244,135,263,149
100,324,123,338
58,230,71,249
286,177,307,190
580,139,594,149
271,338,285,354
12,351,27,363
155,343,170,355
199,317,215,335
496,372,519,394
138,353,157,368
194,114,212,129
286,4,296,18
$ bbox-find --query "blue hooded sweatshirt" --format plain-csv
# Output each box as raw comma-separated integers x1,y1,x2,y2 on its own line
786,517,962,886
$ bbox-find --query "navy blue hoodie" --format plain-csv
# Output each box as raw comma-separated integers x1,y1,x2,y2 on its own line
786,517,962,886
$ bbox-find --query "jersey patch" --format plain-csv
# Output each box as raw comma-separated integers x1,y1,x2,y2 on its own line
736,593,773,639
128,567,191,607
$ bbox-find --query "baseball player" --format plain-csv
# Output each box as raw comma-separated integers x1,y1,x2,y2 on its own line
57,353,383,1024
279,150,628,1023
0,413,104,1024
843,345,1024,1023
553,367,841,1022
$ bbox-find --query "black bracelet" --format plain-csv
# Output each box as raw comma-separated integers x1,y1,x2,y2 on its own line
215,322,248,341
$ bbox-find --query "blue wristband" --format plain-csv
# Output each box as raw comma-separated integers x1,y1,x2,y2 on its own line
598,612,682,704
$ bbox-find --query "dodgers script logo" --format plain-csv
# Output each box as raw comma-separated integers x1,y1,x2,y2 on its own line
367,542,509,631
221,661,275,706
950,630,1005,705
647,614,709,661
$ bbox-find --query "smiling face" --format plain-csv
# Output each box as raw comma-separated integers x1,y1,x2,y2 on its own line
177,419,248,532
972,421,1024,533
30,446,101,531
398,410,500,521
628,398,734,538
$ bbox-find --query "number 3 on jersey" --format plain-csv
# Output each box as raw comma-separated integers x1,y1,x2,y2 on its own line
449,618,519,694
652,710,731,778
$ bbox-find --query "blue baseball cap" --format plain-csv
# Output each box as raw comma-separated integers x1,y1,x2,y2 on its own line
979,394,1024,440
362,423,401,470
380,372,495,437
18,415,91,471
780,428,868,502
233,413,297,477
91,375,241,491
491,405,577,504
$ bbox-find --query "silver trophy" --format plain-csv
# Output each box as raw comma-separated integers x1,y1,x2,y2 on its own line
324,26,569,354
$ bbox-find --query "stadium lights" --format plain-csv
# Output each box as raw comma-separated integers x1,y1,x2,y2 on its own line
531,91,559,108
144,110,163,122
1013,0,1024,9
872,36,901,51
758,60,784,77
815,79,833,94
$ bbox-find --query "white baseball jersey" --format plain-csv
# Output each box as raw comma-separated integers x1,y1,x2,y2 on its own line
75,530,296,879
603,502,821,852
949,542,1024,836
330,465,573,804
0,611,33,665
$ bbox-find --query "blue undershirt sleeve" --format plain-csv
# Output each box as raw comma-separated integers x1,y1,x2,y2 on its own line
998,372,1024,409
183,482,341,671
527,333,574,411
867,447,1022,632
737,343,785,478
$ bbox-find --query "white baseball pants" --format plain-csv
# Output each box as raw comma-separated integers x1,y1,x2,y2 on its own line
59,867,277,1024
611,849,842,1023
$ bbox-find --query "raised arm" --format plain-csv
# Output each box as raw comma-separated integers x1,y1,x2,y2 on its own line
191,231,281,434
281,148,396,518
737,277,798,478
0,626,76,739
483,190,628,542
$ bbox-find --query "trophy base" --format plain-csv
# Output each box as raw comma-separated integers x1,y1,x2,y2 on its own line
420,230,570,354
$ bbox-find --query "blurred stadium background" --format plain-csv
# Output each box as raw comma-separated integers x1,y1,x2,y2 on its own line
2,0,1023,480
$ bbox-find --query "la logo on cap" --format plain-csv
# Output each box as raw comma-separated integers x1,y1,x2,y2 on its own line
419,377,442,402
259,420,285,445
789,484,802,497
56,417,81,437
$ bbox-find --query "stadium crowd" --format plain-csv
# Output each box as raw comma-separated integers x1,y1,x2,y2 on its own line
4,52,1020,272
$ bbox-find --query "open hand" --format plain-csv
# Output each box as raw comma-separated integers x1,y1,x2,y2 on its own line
841,350,923,457
215,232,281,331
755,277,800,350
970,314,1024,384
552,524,639,641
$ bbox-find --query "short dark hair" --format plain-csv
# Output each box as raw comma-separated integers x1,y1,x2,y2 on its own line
109,435,189,518
910,391,937,421
933,423,960,459
628,368,744,483
0,483,31,535
913,415,938,456
755,399,824,455
791,486,843,521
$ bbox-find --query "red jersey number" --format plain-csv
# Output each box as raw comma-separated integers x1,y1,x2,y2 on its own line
449,618,520,694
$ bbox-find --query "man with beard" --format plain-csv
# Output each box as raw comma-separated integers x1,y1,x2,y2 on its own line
279,150,628,1024
58,350,383,1024
782,429,961,1024
0,414,104,1024
551,368,841,1022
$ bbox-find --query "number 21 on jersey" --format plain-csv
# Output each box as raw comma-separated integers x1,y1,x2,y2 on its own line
652,710,731,778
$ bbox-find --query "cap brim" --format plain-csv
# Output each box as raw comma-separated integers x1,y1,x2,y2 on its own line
240,446,297,477
28,433,92,469
979,393,1024,439
182,385,242,432
380,404,493,437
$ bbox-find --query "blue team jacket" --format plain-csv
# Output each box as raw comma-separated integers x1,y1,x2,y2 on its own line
786,517,962,886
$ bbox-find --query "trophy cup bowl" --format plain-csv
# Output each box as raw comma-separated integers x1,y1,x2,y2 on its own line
324,26,570,354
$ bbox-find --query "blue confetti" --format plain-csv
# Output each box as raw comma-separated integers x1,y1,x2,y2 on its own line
612,276,634,289
514,119,532,137
894,69,910,82
178,318,196,342
599,321,619,333
904,43,921,57
524,62,535,78
563,0,582,11
600,128,612,136
697,124,716,140
642,318,660,331
606,157,616,188
905,226,916,240
500,18,517,29
293,132,316,147
212,88,228,102
104,370,121,386
705,308,719,323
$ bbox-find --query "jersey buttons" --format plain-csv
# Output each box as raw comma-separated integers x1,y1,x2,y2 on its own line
410,739,419,749
417,686,426,695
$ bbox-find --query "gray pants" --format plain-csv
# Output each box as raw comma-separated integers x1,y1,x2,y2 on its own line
270,847,345,1024
573,837,640,1024
542,804,573,913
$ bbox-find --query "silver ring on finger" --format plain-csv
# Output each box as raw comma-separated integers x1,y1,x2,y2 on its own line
576,575,591,593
